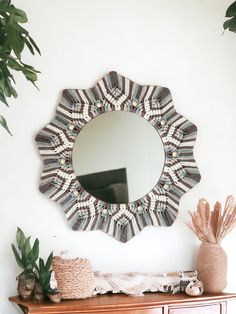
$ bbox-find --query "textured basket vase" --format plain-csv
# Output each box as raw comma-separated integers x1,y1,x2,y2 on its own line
52,256,95,299
197,242,227,293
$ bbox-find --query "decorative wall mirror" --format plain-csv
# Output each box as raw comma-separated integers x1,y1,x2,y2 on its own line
36,72,201,242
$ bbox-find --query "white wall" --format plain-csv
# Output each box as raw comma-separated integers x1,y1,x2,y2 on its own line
73,111,164,201
1,0,236,313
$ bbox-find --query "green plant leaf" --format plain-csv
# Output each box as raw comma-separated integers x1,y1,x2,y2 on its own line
9,82,17,97
39,258,44,272
2,75,18,98
6,23,25,58
226,1,236,17
20,61,40,73
25,263,33,271
28,36,41,55
35,263,39,274
41,271,52,290
0,79,5,90
224,18,233,30
16,24,29,35
229,16,236,32
16,227,26,247
14,7,28,23
45,252,53,271
7,57,22,71
22,68,38,82
11,244,24,268
23,236,32,257
21,246,28,268
224,16,236,30
0,60,15,83
0,90,9,106
24,37,34,55
0,0,11,11
30,238,39,264
3,80,11,97
0,115,12,135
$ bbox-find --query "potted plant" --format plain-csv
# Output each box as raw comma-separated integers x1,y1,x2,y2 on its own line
35,252,61,303
0,0,40,135
11,227,39,300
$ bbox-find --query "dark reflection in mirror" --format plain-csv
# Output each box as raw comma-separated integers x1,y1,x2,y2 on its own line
78,168,128,203
72,111,164,204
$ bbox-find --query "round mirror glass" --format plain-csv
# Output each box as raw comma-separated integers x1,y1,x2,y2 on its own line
72,111,165,204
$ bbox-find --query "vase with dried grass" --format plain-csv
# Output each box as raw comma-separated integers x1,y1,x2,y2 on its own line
187,195,236,293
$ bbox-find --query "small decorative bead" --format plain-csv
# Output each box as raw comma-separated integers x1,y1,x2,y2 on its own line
73,191,78,196
59,158,65,165
138,206,142,212
160,119,166,126
172,151,178,158
68,123,74,130
96,102,102,108
102,209,107,214
164,184,169,190
132,100,138,107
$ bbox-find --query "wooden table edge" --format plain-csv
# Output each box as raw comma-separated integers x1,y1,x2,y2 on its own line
9,292,236,313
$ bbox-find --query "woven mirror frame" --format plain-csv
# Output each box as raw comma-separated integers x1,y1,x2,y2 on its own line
36,71,201,242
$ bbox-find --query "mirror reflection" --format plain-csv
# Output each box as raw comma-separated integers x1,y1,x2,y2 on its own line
72,111,165,204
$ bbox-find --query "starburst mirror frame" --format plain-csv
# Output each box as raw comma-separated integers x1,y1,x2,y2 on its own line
36,71,201,242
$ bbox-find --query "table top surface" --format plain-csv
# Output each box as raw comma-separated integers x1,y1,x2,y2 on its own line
9,292,236,311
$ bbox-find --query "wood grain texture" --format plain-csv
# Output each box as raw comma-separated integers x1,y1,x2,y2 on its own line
9,292,236,314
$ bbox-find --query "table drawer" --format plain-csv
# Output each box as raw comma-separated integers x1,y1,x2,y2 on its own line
169,303,221,314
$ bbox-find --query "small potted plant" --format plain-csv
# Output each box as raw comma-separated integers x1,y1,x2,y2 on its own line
11,228,39,300
35,252,61,303
46,287,61,303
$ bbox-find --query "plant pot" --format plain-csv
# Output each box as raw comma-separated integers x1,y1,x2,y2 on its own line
17,273,35,300
48,293,61,303
197,242,227,293
34,282,45,302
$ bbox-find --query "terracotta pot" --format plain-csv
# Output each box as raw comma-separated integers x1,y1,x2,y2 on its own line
197,242,227,293
17,273,35,300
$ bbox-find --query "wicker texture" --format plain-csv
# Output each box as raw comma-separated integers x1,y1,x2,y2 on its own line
52,256,95,299
197,242,227,293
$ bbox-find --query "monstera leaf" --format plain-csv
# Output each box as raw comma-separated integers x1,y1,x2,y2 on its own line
224,1,236,33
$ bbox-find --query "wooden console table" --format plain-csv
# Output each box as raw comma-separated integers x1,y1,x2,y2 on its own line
9,293,236,314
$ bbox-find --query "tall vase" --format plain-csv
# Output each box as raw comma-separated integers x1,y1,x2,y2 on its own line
197,242,227,293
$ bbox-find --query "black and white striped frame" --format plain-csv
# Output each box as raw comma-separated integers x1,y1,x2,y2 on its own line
36,71,201,242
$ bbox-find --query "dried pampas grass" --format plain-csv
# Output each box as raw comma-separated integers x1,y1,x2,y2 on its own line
187,195,236,244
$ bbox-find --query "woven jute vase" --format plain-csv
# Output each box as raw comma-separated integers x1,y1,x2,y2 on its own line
52,256,95,299
197,242,227,293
